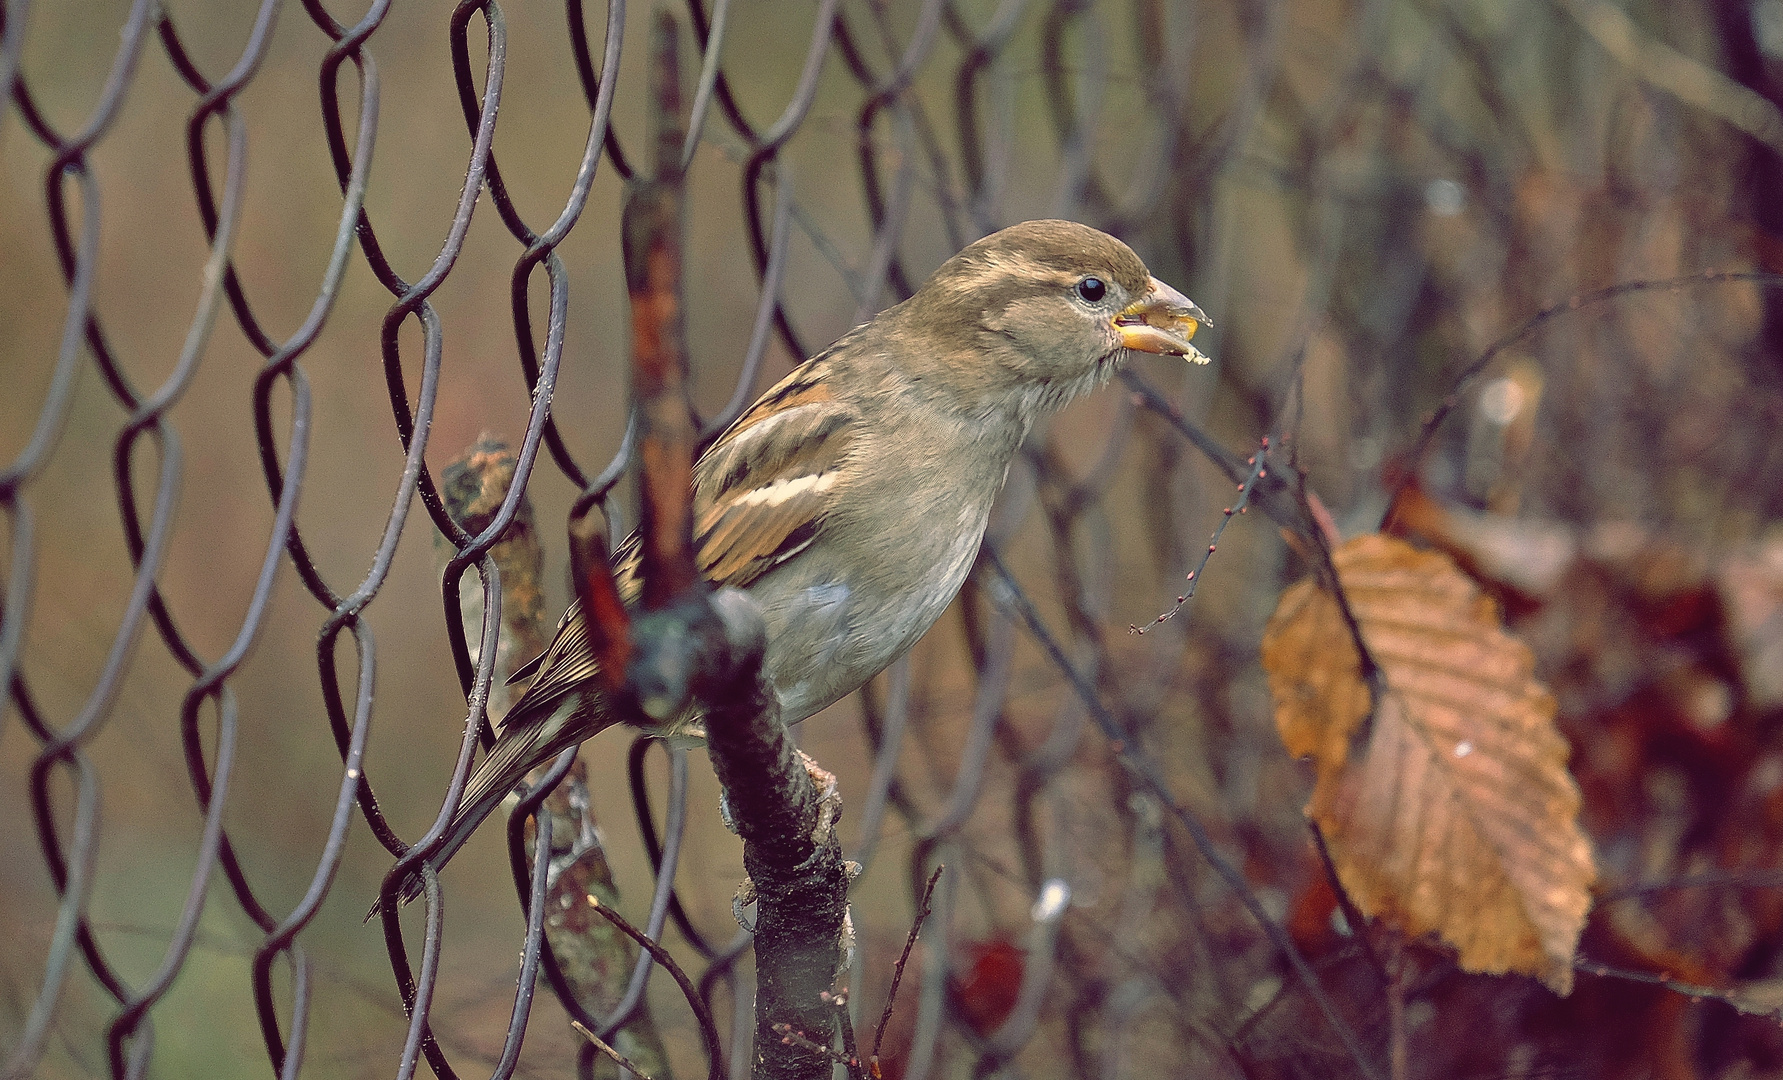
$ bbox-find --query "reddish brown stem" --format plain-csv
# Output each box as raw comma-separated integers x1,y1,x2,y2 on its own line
568,507,633,690
624,178,700,612
625,8,699,613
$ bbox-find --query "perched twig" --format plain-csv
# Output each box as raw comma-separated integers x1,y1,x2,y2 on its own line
627,8,700,615
569,503,635,689
769,1025,854,1069
700,645,850,1080
602,16,853,1080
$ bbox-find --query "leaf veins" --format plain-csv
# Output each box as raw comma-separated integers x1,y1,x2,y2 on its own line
1261,533,1597,993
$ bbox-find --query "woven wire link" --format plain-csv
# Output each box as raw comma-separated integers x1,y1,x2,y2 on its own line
4,0,1777,1078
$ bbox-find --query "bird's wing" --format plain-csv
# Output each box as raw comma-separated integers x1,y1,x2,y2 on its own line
497,585,603,720
505,531,641,693
689,358,859,589
502,359,858,715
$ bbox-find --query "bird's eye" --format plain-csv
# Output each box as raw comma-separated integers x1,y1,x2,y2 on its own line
1075,276,1106,303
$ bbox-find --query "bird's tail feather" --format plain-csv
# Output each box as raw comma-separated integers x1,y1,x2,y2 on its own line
369,694,605,919
382,766,516,912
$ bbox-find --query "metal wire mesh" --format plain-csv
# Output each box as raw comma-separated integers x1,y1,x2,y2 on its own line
5,0,1783,1078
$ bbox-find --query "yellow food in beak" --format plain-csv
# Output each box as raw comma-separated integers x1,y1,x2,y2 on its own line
1114,276,1211,364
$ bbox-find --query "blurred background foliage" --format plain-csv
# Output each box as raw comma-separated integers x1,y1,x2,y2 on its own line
4,0,1783,1077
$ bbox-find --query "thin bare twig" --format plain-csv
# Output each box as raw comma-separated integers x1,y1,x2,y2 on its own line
1387,270,1783,524
572,1020,658,1080
1130,436,1270,634
874,864,943,1067
770,993,866,1078
1574,960,1783,1022
831,991,868,1080
588,896,727,1080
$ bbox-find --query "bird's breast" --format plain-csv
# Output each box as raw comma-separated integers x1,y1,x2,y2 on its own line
750,437,1007,725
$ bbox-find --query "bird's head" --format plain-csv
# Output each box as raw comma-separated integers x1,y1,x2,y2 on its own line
899,220,1210,414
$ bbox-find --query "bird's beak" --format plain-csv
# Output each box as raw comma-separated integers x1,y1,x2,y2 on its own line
1114,277,1212,364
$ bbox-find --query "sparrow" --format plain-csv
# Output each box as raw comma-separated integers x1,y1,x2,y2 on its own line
387,219,1208,905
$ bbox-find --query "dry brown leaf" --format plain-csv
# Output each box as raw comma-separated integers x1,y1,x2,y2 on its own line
1261,533,1597,993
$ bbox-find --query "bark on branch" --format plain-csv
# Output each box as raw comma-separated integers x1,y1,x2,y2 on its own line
565,12,850,1079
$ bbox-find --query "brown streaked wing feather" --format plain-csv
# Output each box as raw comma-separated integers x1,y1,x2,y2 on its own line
505,636,550,686
498,604,598,724
696,482,832,587
507,358,855,708
501,534,641,718
719,362,836,443
692,359,857,589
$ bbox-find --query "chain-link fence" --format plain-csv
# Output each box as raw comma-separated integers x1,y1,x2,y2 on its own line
6,0,1783,1078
